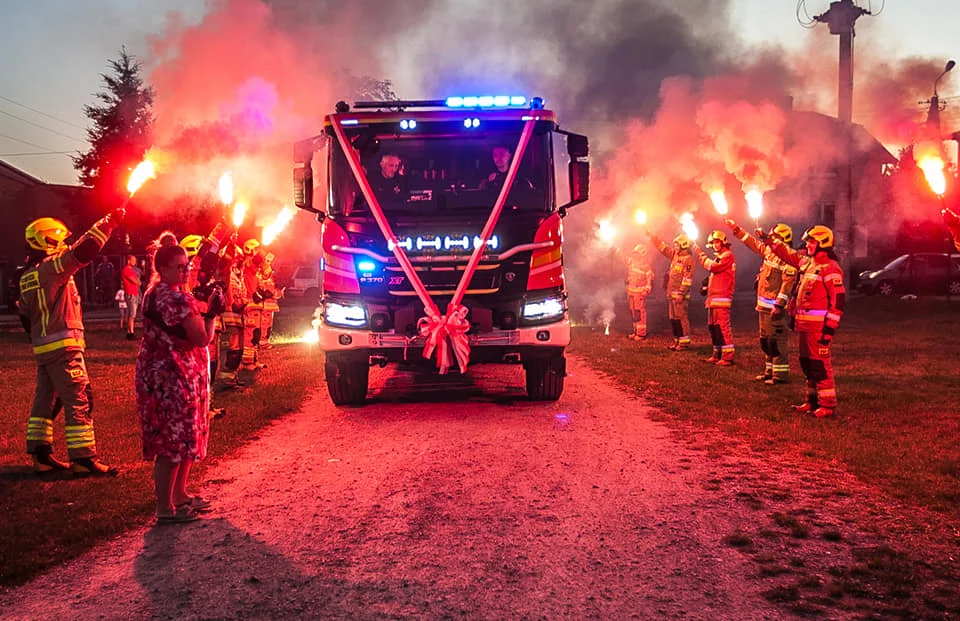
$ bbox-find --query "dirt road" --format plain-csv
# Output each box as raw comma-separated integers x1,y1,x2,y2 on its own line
1,356,957,619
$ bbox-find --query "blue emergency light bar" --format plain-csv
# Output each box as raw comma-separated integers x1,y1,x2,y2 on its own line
445,95,528,108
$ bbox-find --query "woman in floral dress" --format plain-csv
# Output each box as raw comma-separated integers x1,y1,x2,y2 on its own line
136,243,222,523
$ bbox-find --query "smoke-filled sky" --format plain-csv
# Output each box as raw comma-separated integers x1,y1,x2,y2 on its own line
0,0,955,185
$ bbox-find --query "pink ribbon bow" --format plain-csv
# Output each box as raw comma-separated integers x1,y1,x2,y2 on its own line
418,304,471,375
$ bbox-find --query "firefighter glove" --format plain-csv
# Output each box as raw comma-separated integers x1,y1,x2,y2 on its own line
755,227,768,241
817,332,833,346
771,306,785,320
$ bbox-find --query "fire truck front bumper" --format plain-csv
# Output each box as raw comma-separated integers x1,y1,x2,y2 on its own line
316,319,571,362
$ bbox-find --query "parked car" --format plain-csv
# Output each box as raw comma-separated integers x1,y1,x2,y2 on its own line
857,253,960,297
282,262,322,304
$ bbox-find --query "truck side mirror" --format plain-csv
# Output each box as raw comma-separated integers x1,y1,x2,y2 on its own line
558,161,589,215
569,160,589,203
566,133,589,159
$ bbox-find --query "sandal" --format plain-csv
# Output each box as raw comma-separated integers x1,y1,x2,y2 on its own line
156,505,200,524
175,496,212,512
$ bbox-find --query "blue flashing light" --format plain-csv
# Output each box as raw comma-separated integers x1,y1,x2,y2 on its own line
341,119,359,126
493,95,510,107
478,96,494,107
357,260,377,272
462,96,479,107
446,96,464,107
409,119,417,129
510,96,527,106
399,119,417,130
464,118,480,129
445,95,529,109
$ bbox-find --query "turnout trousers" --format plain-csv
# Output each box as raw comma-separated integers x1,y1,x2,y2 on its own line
27,348,97,460
759,311,790,380
798,332,837,409
627,293,648,337
707,307,734,362
668,296,691,347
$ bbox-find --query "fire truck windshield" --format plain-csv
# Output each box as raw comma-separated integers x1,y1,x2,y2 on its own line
328,131,552,217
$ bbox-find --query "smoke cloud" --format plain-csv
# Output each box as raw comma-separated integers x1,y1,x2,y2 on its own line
132,0,952,326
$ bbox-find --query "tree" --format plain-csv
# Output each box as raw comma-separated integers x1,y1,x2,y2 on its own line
73,47,154,198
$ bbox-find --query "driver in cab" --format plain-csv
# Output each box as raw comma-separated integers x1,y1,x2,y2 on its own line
369,152,409,206
478,145,534,194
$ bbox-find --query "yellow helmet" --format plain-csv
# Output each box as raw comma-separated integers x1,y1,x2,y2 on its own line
706,230,729,246
243,238,261,255
25,217,71,254
802,225,834,249
770,223,793,244
672,235,691,251
180,234,203,259
632,244,647,256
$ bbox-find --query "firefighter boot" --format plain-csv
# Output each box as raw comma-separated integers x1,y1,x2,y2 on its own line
71,457,120,478
33,445,70,475
791,401,817,414
812,407,835,418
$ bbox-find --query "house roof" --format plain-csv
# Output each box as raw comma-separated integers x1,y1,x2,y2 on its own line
0,159,45,186
787,111,898,166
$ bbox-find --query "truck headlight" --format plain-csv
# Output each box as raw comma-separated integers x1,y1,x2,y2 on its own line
522,296,565,322
324,301,367,328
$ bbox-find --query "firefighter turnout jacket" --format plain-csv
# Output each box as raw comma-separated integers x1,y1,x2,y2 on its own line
653,237,695,299
731,226,797,313
625,255,654,297
770,242,845,335
695,248,736,309
19,215,118,357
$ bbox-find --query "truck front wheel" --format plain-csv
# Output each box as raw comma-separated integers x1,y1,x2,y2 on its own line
525,354,566,401
325,353,369,406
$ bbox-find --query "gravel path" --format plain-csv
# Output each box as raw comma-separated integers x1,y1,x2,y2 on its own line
1,356,956,619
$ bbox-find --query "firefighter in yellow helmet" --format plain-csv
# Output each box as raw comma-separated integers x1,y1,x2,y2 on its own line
617,244,654,340
724,218,798,383
217,240,247,388
766,225,845,417
18,211,124,476
645,230,695,350
239,238,265,380
693,230,737,365
257,251,283,348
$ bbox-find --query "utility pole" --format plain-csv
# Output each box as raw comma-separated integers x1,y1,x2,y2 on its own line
813,0,871,262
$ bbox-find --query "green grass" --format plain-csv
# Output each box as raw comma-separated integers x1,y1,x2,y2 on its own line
569,295,960,517
0,320,322,586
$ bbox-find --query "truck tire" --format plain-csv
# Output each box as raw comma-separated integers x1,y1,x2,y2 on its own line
325,354,368,406
525,354,566,401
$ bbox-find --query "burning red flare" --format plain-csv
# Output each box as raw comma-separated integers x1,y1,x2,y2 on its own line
219,172,234,206
710,191,728,215
232,201,248,228
262,206,294,245
745,189,764,220
919,155,947,197
126,160,156,195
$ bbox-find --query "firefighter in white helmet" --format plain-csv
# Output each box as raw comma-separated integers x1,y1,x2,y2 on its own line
693,230,737,366
766,225,845,417
724,218,798,383
18,211,124,476
645,231,695,350
620,244,654,340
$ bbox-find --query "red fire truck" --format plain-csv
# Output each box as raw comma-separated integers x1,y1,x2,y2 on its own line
294,96,589,405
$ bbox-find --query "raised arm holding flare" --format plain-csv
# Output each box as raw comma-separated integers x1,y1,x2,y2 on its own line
725,217,797,384
766,225,845,418
646,230,695,350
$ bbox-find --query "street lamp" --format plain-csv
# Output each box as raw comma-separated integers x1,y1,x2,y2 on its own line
935,60,956,98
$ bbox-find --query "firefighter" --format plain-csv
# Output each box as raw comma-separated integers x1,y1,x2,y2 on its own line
240,239,265,377
766,225,845,417
725,218,797,383
693,231,736,366
257,252,282,349
944,207,960,252
181,233,226,418
646,231,695,350
621,244,654,340
217,242,246,389
18,211,124,476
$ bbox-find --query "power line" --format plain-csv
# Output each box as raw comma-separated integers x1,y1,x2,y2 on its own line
0,94,85,130
0,109,86,143
0,151,74,157
0,132,55,151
